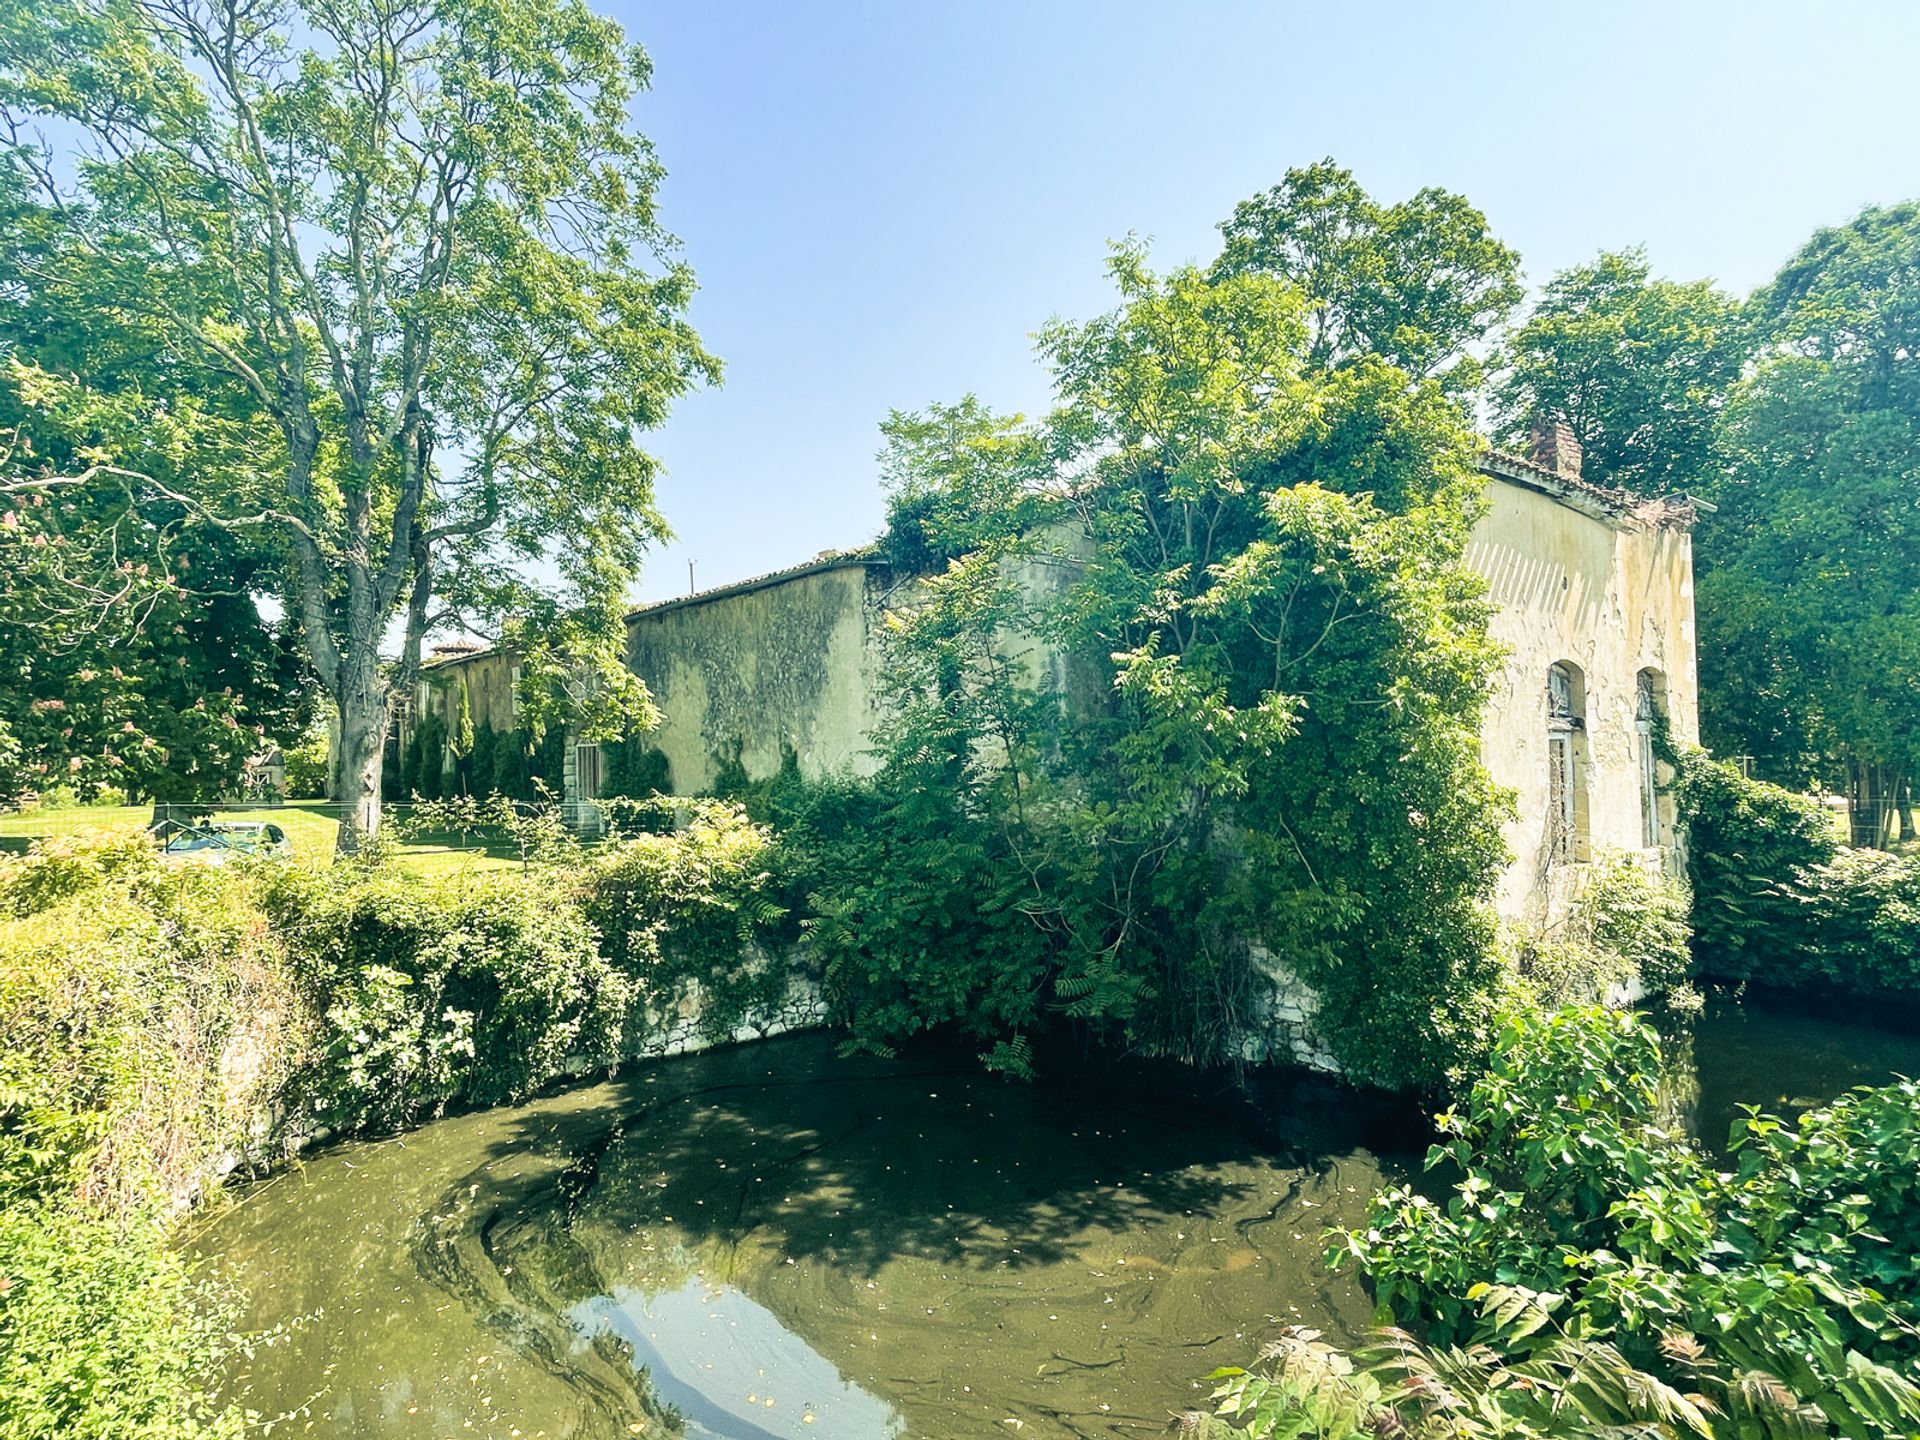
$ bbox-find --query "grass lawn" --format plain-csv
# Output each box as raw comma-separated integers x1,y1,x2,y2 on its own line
0,800,520,874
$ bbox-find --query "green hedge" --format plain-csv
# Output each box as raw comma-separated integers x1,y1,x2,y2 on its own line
1679,750,1839,979
0,805,795,1438
1680,750,1920,999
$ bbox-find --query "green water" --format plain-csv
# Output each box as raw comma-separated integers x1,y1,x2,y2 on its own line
198,1003,1920,1440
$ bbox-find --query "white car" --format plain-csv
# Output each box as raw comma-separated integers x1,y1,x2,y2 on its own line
158,821,294,864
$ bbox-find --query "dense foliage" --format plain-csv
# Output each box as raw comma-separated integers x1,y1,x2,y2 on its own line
1492,248,1747,495
819,180,1516,1089
1494,205,1920,830
1214,159,1523,385
0,838,293,1438
1697,205,1920,824
0,0,714,842
1196,1006,1920,1439
257,802,789,1130
393,718,569,805
1680,751,1920,1003
1679,750,1840,978
1508,851,1693,1009
0,811,796,1436
0,331,311,806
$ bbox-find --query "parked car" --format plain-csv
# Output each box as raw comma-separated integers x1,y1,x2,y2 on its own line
156,821,294,865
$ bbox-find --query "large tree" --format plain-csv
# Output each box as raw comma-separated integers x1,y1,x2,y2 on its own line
1213,159,1523,386
0,0,715,844
808,237,1511,1089
1491,248,1748,493
0,163,311,805
1696,203,1920,838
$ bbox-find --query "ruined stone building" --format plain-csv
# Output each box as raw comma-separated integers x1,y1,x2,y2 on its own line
410,425,1700,922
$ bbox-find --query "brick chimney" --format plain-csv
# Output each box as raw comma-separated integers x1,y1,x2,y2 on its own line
1529,417,1583,480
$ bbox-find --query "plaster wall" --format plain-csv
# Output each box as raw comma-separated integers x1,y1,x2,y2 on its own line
622,562,892,794
1465,480,1700,919
415,649,518,736
410,473,1700,933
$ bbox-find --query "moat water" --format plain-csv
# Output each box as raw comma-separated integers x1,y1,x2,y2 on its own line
197,1000,1920,1440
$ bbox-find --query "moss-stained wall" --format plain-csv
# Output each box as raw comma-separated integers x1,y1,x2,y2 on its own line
623,561,891,793
410,473,1700,926
1466,479,1700,919
413,649,517,735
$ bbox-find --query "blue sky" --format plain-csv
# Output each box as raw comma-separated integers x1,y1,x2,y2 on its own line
615,1,1919,602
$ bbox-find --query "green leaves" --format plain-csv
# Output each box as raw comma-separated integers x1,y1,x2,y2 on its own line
1694,203,1920,799
1675,748,1920,999
831,184,1516,1085
1492,247,1748,494
1313,1005,1920,1439
0,0,714,832
1214,159,1523,384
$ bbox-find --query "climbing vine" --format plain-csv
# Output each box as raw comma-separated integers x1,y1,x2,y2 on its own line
802,245,1512,1089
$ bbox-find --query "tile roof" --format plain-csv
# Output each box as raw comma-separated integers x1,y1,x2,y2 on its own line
1478,449,1699,530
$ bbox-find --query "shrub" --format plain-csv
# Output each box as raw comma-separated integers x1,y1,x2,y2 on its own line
1767,849,1920,996
1511,851,1693,1007
579,800,789,1035
735,770,1060,1071
1314,1006,1920,1438
1582,853,1693,993
259,798,792,1133
262,863,626,1129
1680,749,1920,999
0,839,298,1210
1678,749,1838,978
0,838,292,1440
281,729,331,800
0,1202,245,1440
602,736,672,799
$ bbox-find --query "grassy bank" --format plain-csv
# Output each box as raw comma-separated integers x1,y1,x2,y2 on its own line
0,801,518,874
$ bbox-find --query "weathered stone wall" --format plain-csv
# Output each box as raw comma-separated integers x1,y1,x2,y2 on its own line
623,560,893,793
622,964,829,1062
414,648,518,736
1465,478,1699,920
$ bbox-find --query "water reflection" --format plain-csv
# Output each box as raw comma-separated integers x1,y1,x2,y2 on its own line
574,1278,904,1440
202,1034,1391,1439
198,1004,1920,1440
1682,994,1920,1153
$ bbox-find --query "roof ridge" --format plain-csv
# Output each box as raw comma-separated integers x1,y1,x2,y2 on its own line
624,547,884,620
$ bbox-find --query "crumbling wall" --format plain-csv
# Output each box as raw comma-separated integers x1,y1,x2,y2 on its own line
623,562,893,793
1466,480,1700,921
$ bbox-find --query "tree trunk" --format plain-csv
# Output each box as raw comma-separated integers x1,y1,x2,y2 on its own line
333,663,390,853
1849,759,1900,850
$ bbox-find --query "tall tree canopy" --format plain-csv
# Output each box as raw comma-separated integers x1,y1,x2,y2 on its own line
1696,203,1920,837
0,163,310,805
806,233,1511,1090
1492,248,1748,493
1213,159,1523,385
0,0,715,842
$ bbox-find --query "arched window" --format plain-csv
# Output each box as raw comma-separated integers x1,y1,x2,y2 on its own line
1636,668,1668,847
1547,662,1589,863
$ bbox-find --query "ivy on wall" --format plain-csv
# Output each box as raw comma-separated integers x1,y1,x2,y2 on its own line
776,247,1514,1089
